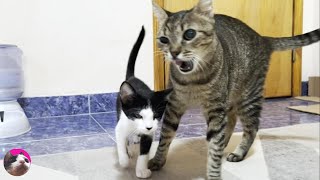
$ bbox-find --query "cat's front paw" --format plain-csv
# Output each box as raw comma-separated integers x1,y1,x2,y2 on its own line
148,158,166,171
119,155,130,168
226,152,244,162
136,168,152,179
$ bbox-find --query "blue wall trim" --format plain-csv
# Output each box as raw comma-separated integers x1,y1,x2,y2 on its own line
18,93,118,118
18,81,308,119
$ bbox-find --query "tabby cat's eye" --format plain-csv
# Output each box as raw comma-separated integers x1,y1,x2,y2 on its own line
159,37,170,44
183,29,196,40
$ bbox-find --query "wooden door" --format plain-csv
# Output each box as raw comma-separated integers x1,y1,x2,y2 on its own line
153,0,303,98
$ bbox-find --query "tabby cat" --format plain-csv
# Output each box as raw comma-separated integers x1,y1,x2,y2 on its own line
115,26,171,178
150,0,320,179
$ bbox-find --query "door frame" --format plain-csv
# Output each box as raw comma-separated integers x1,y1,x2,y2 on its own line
153,0,303,97
153,0,166,91
292,0,303,96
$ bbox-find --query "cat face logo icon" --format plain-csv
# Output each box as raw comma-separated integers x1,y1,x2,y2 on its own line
3,149,31,176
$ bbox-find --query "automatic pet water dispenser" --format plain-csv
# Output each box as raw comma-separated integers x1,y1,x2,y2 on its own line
0,44,30,138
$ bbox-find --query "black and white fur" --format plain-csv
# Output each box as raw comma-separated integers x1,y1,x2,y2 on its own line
4,152,30,176
115,26,171,179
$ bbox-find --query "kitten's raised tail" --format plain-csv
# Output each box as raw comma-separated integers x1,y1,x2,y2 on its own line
267,28,320,51
126,26,145,80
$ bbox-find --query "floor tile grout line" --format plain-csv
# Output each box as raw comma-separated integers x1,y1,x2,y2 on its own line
89,114,108,133
179,123,206,126
28,111,117,120
28,113,94,120
90,114,116,143
0,133,109,146
90,111,117,115
88,94,91,114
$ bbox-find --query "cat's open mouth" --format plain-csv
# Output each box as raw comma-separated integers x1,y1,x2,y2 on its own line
174,60,194,73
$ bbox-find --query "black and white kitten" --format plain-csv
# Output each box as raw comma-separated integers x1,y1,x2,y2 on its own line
115,26,171,179
4,152,30,176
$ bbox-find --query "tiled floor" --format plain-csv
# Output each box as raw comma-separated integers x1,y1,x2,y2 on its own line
0,98,319,159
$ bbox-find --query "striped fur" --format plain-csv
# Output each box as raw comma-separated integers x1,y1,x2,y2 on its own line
151,0,320,179
267,29,320,51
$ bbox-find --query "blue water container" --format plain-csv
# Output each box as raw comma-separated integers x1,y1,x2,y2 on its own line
0,44,24,101
0,44,30,138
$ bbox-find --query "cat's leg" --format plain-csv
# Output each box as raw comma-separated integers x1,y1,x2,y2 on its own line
148,99,187,171
136,134,153,178
115,124,130,168
204,103,228,180
227,96,262,162
224,111,237,148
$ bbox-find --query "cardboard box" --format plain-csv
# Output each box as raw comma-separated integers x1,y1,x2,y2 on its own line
308,76,320,97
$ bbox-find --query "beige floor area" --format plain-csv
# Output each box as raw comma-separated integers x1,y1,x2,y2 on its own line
294,96,320,103
288,96,320,115
27,123,319,180
0,162,78,180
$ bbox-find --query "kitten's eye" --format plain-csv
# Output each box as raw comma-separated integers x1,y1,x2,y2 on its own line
25,158,29,163
133,114,142,119
159,37,170,44
183,29,196,41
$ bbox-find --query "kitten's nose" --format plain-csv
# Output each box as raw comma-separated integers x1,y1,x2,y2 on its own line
146,127,152,131
19,160,25,164
171,51,181,59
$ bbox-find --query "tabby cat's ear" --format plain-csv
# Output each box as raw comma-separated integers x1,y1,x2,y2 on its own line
119,82,136,104
152,0,168,28
193,0,214,18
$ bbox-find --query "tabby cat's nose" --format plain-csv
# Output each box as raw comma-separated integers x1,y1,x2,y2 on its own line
171,51,181,59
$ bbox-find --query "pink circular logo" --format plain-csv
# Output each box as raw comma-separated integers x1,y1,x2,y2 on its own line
9,149,31,163
3,148,31,176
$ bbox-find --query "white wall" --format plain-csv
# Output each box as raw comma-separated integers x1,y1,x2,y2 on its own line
1,0,318,97
302,0,320,81
0,0,154,97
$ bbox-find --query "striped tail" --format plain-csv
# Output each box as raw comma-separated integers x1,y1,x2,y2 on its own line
266,29,320,51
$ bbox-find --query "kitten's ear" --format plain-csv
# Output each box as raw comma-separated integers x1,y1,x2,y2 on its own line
119,82,136,104
193,0,214,18
152,0,168,28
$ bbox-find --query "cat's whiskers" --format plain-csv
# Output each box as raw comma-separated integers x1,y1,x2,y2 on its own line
128,129,139,137
193,54,215,67
192,57,205,72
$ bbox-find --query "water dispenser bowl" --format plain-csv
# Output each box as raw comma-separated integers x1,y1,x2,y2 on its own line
0,101,31,138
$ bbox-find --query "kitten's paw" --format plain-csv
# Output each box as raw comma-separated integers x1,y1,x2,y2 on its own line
127,148,133,159
226,153,244,162
136,169,152,179
119,156,130,168
148,158,166,171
